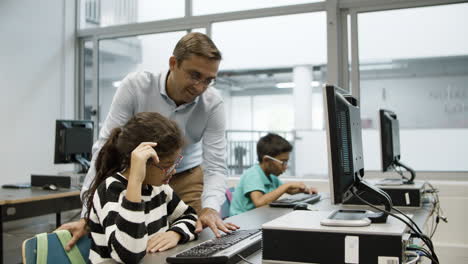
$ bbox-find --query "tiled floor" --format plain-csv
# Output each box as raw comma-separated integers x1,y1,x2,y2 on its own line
2,210,81,264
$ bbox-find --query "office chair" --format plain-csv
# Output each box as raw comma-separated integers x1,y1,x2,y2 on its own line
220,187,235,219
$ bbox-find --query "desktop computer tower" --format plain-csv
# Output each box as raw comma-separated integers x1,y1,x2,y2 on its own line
262,211,411,264
344,180,426,208
31,174,71,188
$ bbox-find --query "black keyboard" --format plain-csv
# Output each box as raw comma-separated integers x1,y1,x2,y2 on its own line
269,193,321,208
166,229,262,264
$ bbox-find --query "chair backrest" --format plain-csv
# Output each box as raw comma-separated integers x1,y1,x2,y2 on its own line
220,187,235,219
22,231,91,264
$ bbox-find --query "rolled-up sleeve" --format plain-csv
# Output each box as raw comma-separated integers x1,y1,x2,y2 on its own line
201,101,228,212
80,74,137,217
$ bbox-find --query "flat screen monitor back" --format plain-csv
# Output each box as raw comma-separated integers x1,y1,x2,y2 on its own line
380,109,401,172
379,109,415,184
54,120,93,164
323,84,364,205
323,85,392,226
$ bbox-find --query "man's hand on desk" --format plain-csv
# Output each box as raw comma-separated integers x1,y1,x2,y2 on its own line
195,207,240,238
56,218,88,251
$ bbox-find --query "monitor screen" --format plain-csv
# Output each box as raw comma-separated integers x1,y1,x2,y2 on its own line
54,120,94,165
323,84,364,205
379,109,401,172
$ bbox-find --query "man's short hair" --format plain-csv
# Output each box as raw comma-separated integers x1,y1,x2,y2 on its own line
257,133,293,163
173,32,222,64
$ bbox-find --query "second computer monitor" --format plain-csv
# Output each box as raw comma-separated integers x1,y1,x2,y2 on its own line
379,109,401,172
54,120,94,172
379,109,415,184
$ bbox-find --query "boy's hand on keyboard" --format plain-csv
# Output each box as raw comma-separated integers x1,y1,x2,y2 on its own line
195,208,240,238
286,182,309,194
146,231,181,253
308,187,318,194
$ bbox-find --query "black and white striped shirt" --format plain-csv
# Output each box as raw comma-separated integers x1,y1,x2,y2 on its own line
88,173,198,264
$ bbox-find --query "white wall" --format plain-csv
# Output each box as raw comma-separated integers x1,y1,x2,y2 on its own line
0,0,76,185
294,129,468,177
358,4,468,61
360,76,468,129
362,129,468,171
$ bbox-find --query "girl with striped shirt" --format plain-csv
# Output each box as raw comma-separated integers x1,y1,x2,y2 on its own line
84,112,197,264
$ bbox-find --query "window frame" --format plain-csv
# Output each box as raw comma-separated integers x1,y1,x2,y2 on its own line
343,0,468,176
75,0,468,176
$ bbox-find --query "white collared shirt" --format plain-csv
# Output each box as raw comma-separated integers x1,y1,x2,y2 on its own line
81,70,227,216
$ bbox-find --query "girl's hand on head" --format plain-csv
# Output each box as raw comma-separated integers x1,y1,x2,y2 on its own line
129,142,159,183
146,231,182,253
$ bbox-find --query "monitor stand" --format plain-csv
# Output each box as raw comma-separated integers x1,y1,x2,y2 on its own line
381,160,416,185
320,209,371,227
377,178,408,186
322,180,392,227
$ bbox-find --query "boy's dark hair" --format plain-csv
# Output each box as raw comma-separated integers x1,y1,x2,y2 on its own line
84,112,184,223
257,133,293,163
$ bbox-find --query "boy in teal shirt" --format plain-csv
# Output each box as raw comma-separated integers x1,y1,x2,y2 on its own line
230,133,317,216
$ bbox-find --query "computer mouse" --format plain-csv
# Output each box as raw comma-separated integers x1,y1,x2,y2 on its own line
43,184,58,191
293,203,310,210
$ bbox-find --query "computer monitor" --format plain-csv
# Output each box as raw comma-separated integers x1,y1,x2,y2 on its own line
54,120,94,172
322,84,392,226
379,109,415,184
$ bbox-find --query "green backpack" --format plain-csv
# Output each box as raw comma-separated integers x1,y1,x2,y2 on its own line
23,230,90,264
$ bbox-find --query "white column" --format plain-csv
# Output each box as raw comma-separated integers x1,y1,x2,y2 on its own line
293,66,313,130
293,66,314,177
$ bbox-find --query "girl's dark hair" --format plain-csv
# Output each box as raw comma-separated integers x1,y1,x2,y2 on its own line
257,133,293,163
84,112,183,222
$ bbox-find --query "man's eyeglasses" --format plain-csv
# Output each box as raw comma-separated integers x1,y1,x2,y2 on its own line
264,155,288,167
183,68,216,87
152,155,183,176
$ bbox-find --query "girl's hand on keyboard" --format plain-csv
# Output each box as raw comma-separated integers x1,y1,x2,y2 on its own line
147,231,181,253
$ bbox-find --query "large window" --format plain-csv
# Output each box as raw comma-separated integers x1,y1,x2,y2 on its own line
358,3,468,129
78,0,468,176
80,0,184,29
212,13,326,70
212,12,326,132
210,12,326,176
83,41,94,121
357,3,468,171
227,95,294,131
97,31,186,130
193,0,323,16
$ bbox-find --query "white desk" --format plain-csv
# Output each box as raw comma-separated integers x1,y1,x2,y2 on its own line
141,193,433,263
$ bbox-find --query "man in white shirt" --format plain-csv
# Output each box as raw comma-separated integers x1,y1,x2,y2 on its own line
59,32,239,250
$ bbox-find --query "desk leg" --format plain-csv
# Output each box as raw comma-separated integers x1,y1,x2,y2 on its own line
1,207,3,264
56,212,61,228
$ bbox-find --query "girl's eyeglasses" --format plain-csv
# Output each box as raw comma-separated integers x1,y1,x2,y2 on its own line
152,155,183,176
